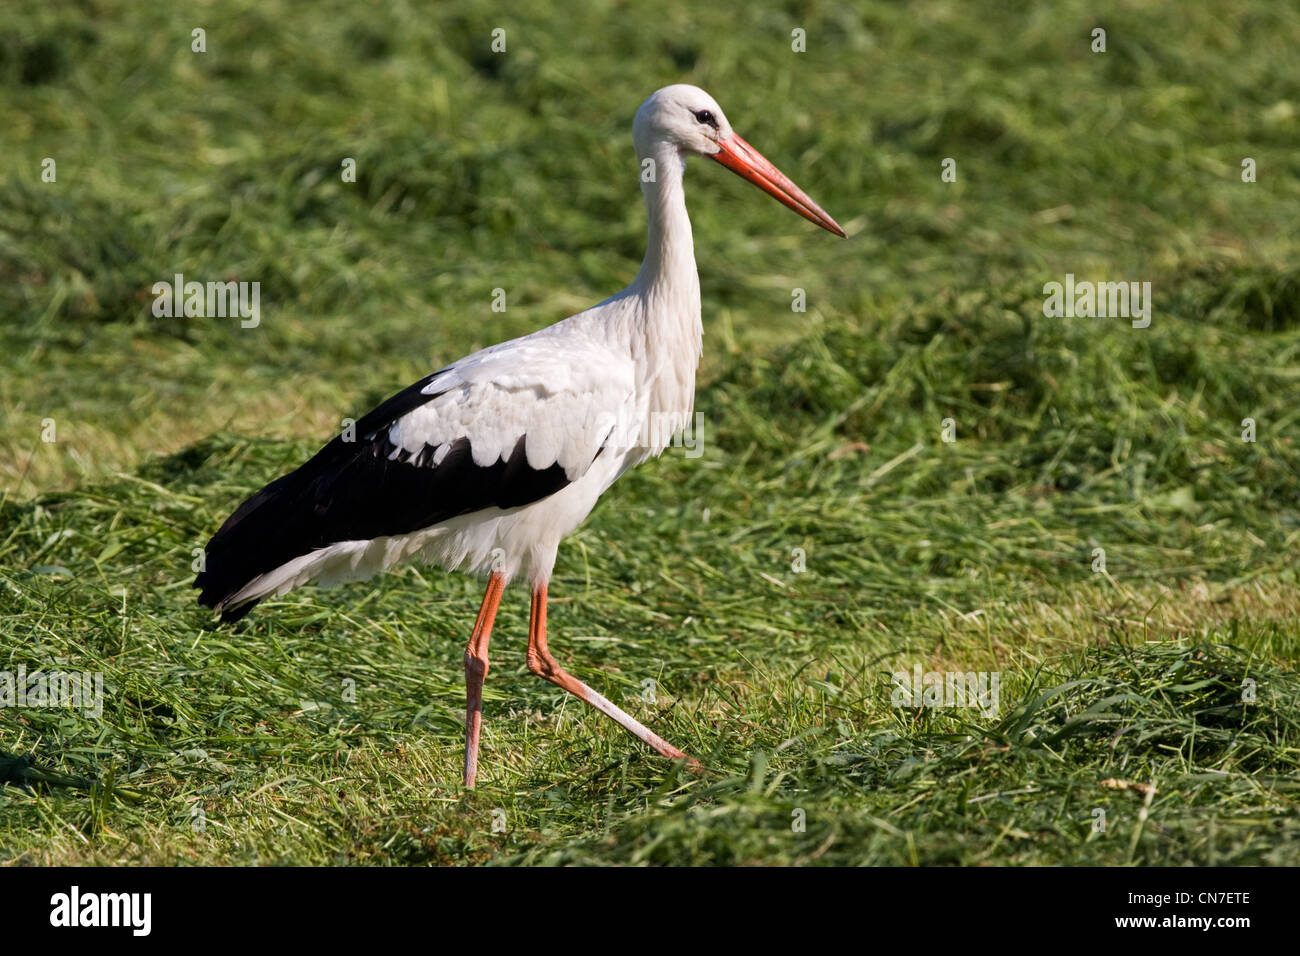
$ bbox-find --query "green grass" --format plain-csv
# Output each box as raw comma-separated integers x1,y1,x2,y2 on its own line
1,0,1298,865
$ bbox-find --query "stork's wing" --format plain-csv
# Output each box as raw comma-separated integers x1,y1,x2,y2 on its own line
194,334,634,618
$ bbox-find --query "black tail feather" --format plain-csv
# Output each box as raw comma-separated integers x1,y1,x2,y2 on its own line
194,469,310,617
193,369,578,623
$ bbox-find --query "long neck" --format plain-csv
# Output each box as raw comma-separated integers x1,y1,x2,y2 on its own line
624,142,703,428
635,143,698,291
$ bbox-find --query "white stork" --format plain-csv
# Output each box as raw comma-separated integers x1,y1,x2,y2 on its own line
196,84,845,787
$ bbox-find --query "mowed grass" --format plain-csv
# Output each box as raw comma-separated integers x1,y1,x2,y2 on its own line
2,0,1299,865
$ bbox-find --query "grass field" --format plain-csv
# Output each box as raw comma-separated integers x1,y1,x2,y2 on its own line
2,0,1299,865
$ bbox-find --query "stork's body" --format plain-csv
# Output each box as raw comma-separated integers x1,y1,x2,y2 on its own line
196,85,844,786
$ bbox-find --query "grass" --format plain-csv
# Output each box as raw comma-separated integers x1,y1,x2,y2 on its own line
1,0,1298,865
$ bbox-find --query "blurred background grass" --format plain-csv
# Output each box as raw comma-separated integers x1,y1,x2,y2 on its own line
1,0,1298,865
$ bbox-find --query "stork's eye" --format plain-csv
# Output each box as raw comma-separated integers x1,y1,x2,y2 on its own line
692,109,719,129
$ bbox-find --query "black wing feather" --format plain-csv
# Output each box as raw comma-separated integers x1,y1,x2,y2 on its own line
194,372,574,621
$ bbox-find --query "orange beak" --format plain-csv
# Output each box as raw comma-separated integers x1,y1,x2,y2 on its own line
708,133,846,238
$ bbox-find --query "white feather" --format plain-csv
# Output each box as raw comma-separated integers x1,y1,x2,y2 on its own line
225,87,709,610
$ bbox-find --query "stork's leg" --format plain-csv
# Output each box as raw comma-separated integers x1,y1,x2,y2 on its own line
526,581,698,768
463,571,506,789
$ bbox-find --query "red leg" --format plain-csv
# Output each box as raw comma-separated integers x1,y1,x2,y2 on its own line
463,572,506,788
525,581,698,768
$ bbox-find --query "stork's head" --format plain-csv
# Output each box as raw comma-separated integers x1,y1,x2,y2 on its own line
634,84,846,238
634,84,734,156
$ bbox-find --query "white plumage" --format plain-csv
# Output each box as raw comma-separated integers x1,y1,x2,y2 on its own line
222,281,692,605
197,84,844,786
